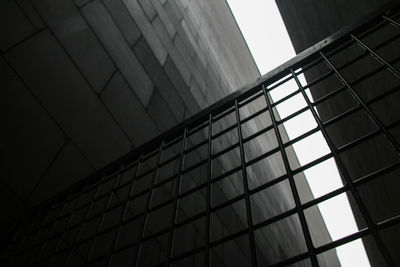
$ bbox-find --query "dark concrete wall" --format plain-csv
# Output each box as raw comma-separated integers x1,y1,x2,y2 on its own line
0,0,259,234
276,0,400,265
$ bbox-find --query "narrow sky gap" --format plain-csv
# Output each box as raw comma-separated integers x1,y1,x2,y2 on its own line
226,0,370,266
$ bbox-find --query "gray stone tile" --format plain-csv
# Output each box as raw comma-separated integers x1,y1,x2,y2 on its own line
151,0,176,38
163,0,183,29
15,0,45,30
181,20,206,66
123,0,167,65
0,57,65,198
174,34,206,95
28,142,94,206
152,16,191,85
194,53,214,93
181,11,199,43
0,0,35,50
186,0,202,28
190,78,207,109
5,30,132,169
102,0,141,47
163,56,200,115
32,0,115,93
101,72,160,146
82,1,154,106
138,0,156,21
133,37,185,121
175,30,196,59
147,90,178,132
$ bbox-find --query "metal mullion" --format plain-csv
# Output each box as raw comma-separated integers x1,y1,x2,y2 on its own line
249,174,288,196
302,187,348,211
262,84,319,267
210,193,246,213
135,166,157,180
271,88,302,107
209,227,250,248
234,99,259,267
312,84,347,106
187,120,208,135
210,165,242,184
337,128,381,152
253,208,298,232
245,146,281,167
272,228,370,267
243,124,275,144
185,139,208,154
269,251,310,267
205,114,212,267
281,126,320,149
133,143,165,267
353,161,400,187
149,198,174,212
377,214,400,230
64,176,112,265
240,106,269,125
175,211,207,229
212,105,235,122
334,31,400,73
85,166,125,264
154,172,179,188
182,158,207,175
383,15,400,29
178,182,207,200
292,153,333,176
321,51,400,154
105,155,143,266
34,199,72,265
291,67,396,266
314,229,369,260
276,106,309,125
212,123,236,139
238,91,264,108
212,142,239,159
351,34,400,79
265,74,293,92
302,70,334,90
159,153,180,168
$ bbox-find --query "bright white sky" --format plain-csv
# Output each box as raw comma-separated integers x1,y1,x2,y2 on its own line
226,0,370,266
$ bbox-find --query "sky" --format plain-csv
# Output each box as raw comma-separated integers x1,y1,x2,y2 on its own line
226,0,370,266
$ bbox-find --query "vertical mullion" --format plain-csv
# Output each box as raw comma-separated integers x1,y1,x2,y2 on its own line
205,114,212,267
234,99,259,267
106,155,143,266
166,130,188,265
262,84,319,267
133,142,165,267
290,67,395,266
322,47,400,155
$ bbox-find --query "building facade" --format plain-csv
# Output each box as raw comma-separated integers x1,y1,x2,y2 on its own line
5,0,398,266
276,0,400,265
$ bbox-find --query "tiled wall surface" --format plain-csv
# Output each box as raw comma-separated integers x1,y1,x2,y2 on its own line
0,0,259,234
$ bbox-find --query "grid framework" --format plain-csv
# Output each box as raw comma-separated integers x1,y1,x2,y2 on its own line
1,2,400,267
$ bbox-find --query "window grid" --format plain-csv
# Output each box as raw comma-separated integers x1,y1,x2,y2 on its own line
2,3,400,267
